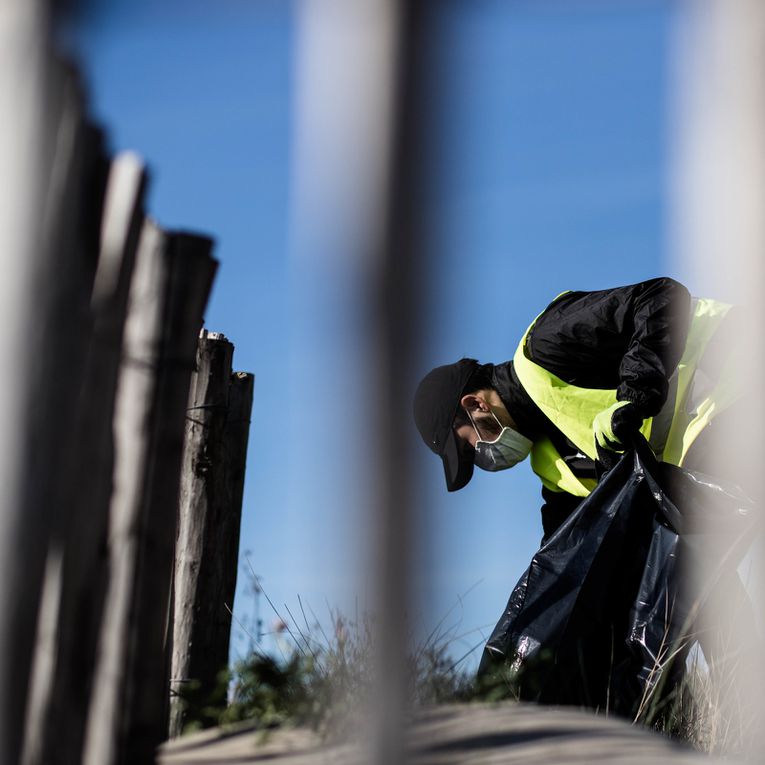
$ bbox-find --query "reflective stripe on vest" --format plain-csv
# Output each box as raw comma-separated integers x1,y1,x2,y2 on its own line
656,298,736,465
514,296,737,495
531,437,597,497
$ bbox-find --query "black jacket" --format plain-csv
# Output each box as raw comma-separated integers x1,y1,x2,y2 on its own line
491,278,691,541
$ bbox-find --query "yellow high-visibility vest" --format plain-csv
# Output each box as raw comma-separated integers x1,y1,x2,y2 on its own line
513,296,738,497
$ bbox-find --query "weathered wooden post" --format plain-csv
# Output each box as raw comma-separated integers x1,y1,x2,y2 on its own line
22,147,143,765
125,232,219,761
83,224,217,765
169,332,254,737
0,6,124,764
0,2,56,759
19,57,104,765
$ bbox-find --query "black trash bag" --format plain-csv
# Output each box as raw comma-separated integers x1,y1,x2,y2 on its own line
477,439,755,719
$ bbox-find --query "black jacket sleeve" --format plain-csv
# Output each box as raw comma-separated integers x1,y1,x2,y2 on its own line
526,278,691,417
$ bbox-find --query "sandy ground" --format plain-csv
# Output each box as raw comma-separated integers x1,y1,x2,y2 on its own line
158,702,724,764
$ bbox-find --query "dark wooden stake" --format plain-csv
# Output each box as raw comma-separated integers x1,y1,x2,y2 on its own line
169,333,253,737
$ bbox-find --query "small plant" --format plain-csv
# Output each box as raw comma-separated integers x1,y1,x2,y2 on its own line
221,607,480,739
200,567,485,740
221,654,322,729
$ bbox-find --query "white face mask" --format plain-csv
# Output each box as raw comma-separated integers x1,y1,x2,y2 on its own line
469,410,533,472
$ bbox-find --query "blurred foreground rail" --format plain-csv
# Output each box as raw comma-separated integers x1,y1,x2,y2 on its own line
158,702,721,765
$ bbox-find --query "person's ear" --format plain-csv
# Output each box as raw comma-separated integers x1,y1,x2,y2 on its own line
460,393,490,414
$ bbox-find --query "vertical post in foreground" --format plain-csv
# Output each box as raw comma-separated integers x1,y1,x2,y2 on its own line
83,225,217,765
170,332,254,737
0,4,106,762
22,147,139,765
671,0,765,757
370,2,428,763
0,2,47,760
291,1,427,762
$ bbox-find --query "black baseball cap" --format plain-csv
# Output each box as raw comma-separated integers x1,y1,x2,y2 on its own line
413,358,479,492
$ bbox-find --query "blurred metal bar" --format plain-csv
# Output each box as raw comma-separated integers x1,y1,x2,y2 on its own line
373,2,431,763
291,0,428,761
670,0,765,757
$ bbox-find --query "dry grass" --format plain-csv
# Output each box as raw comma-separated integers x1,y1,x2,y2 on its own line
636,648,759,757
174,571,483,738
632,588,760,758
176,561,760,757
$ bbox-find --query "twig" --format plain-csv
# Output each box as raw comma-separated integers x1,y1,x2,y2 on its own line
224,603,269,661
284,601,323,670
446,637,486,673
244,556,307,658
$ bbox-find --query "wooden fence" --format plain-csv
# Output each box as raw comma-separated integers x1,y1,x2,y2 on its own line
0,11,254,765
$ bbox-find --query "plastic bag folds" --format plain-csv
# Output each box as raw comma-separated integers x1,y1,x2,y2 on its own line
477,440,756,718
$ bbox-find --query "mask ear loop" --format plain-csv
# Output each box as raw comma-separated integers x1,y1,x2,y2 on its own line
466,408,504,445
466,408,482,442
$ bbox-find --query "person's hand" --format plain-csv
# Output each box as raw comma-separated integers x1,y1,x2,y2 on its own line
593,401,643,452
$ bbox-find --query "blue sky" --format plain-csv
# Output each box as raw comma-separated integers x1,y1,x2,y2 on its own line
67,0,699,670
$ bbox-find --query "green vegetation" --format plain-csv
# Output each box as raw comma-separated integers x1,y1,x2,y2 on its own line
221,616,475,739
174,575,754,757
174,603,478,740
